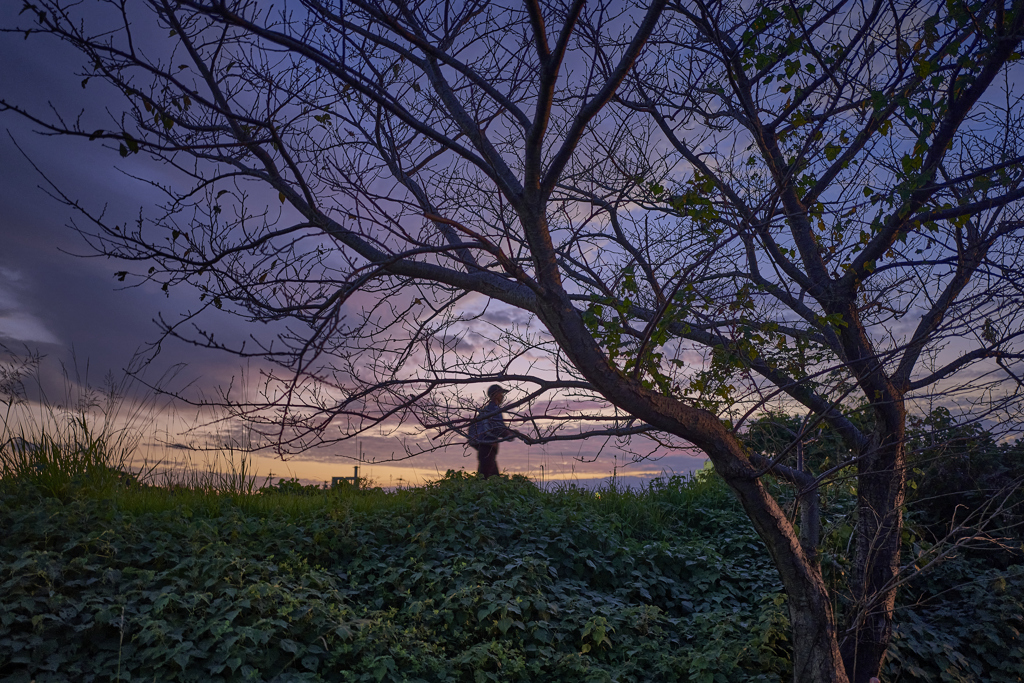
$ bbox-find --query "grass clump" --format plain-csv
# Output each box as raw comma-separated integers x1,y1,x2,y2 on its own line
1,346,152,502
0,418,142,501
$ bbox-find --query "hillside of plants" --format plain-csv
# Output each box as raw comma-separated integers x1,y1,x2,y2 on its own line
1,415,1023,682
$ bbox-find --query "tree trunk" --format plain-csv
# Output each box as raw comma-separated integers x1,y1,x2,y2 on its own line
788,578,849,683
840,428,907,683
729,476,849,683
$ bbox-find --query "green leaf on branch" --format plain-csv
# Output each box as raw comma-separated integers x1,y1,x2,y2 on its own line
123,133,139,153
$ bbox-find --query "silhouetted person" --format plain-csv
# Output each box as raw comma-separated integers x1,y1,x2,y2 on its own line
468,384,514,478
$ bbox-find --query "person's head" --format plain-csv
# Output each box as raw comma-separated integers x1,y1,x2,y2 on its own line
487,384,507,404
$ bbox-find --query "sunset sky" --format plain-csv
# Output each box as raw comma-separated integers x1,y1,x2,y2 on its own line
0,5,706,488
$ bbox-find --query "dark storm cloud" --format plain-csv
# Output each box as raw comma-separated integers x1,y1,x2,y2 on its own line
0,25,162,373
0,267,60,346
0,8,287,400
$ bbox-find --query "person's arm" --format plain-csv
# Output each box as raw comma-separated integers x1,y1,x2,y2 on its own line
496,407,515,441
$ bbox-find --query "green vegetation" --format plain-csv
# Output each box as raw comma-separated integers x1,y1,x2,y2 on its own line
745,408,1024,537
1,466,796,683
1,413,1022,682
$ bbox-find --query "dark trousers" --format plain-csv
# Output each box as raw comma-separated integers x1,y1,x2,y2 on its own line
476,443,500,478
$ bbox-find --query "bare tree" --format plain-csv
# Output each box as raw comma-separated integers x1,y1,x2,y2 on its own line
3,0,1023,681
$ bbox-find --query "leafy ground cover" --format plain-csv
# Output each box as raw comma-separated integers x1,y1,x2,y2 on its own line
0,470,1021,683
1,471,790,683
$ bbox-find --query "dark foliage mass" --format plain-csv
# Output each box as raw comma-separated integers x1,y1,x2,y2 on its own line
744,408,1024,540
1,471,1021,683
904,409,1024,537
